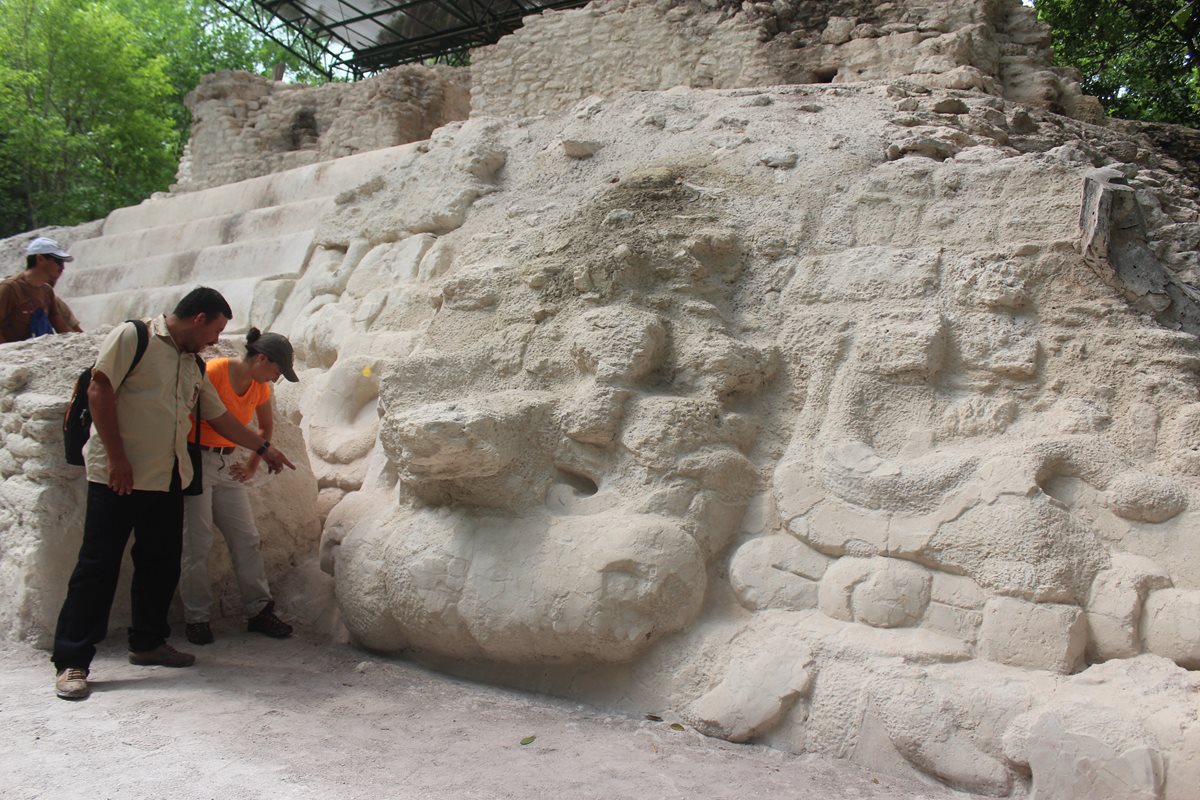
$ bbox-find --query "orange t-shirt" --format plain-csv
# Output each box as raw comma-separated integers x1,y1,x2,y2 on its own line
195,358,272,448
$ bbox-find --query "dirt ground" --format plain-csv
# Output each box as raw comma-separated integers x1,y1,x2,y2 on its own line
1,624,981,800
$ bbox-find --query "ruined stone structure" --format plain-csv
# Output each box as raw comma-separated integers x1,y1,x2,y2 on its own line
2,1,1199,798
173,65,469,192
471,0,1101,121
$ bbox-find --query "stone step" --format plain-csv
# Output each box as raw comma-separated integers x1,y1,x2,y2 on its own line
58,231,313,329
61,230,313,298
69,197,330,268
52,141,420,335
68,275,276,337
101,144,414,236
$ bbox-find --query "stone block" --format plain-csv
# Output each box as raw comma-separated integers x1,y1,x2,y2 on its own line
922,601,983,643
1086,553,1172,661
690,640,813,742
1142,589,1200,668
978,597,1087,673
1020,706,1164,800
818,556,931,628
806,495,887,555
852,558,931,628
930,571,986,609
730,534,829,611
818,556,875,621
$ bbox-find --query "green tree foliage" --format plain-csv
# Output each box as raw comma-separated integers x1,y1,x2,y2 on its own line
0,0,176,234
1034,0,1200,127
0,0,328,237
106,0,326,150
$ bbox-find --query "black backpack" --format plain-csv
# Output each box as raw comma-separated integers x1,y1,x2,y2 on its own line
63,319,149,466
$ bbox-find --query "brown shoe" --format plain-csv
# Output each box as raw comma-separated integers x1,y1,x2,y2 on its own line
247,602,293,639
185,622,214,645
128,643,196,667
55,667,90,700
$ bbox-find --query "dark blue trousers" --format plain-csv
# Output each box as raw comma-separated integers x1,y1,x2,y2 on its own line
52,477,184,670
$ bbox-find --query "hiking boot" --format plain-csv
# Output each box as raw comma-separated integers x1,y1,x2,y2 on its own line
128,643,196,667
55,667,90,700
247,602,293,639
185,622,214,645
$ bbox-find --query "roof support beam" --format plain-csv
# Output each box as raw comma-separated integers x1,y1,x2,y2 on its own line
233,0,590,79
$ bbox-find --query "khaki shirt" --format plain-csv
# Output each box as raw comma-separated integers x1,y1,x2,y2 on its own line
84,315,226,491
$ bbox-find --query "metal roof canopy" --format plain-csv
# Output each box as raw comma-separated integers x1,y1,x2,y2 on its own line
213,0,590,80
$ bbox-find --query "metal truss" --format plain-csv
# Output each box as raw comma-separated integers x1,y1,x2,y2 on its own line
211,0,357,80
219,0,590,79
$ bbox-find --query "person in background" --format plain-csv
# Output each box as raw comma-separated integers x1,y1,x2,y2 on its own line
180,327,299,645
55,296,84,332
0,237,73,343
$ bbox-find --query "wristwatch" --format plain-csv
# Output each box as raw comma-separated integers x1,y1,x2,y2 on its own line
256,440,271,456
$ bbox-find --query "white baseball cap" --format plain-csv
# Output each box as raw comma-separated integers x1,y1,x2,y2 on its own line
24,237,74,261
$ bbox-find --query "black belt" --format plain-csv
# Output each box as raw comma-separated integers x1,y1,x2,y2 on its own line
197,445,235,454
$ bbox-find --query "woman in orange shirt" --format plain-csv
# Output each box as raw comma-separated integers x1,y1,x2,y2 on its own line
180,328,299,645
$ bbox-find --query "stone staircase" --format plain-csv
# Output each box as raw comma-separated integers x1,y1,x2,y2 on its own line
57,145,409,333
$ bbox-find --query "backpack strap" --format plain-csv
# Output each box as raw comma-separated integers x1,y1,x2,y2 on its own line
127,319,150,375
190,355,206,445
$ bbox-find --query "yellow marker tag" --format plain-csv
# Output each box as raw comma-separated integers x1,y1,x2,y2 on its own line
361,366,372,378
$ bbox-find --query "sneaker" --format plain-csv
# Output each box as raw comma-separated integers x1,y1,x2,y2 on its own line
128,643,196,667
247,602,293,639
185,622,214,645
55,667,90,700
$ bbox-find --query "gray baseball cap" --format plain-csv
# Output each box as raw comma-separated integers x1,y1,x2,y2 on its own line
253,332,298,382
25,237,73,261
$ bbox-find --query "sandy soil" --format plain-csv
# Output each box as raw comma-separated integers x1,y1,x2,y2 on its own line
1,625,981,800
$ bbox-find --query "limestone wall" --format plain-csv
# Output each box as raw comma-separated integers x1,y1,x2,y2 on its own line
166,0,1100,196
470,0,777,117
7,75,1199,795
470,0,1100,121
173,65,470,192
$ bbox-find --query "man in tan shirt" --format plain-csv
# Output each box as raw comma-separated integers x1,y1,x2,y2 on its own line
52,287,296,700
0,237,74,343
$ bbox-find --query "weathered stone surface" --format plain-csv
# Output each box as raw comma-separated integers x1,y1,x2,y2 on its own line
926,494,1109,604
729,534,827,611
1022,705,1165,800
1080,167,1200,335
1003,657,1200,800
689,636,813,742
978,597,1087,674
1142,589,1200,668
175,67,469,192
4,1,1200,796
561,138,604,159
470,0,1096,121
854,558,932,628
817,556,931,628
1086,553,1172,661
1105,472,1188,522
337,506,706,661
